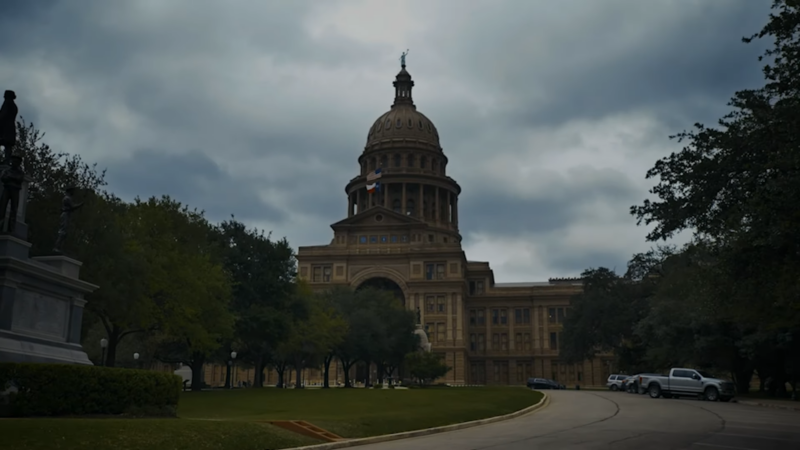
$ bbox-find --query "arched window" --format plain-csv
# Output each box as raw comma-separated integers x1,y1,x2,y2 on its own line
432,159,438,172
406,199,416,216
420,156,427,169
407,154,414,167
380,155,388,168
392,199,401,213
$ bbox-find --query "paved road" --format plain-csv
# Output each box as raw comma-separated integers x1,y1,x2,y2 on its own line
354,390,800,450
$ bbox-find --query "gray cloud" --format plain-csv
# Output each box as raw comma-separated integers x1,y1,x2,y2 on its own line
0,0,775,280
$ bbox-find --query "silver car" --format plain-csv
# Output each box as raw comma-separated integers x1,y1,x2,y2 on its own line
606,374,629,391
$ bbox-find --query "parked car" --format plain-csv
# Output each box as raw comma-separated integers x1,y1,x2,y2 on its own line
643,368,736,402
627,373,664,394
527,378,564,390
606,374,629,391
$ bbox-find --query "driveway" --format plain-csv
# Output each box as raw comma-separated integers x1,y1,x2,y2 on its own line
351,390,800,450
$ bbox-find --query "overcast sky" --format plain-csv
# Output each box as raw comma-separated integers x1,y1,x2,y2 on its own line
0,0,771,282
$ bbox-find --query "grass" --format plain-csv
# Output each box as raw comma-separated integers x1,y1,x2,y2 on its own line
1,387,543,450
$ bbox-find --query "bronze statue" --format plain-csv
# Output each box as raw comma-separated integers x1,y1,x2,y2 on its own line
0,90,18,164
400,49,409,67
53,186,84,253
0,155,24,233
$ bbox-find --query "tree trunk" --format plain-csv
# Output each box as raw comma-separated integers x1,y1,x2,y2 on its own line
253,356,266,388
103,326,121,368
341,359,356,388
323,354,334,388
190,353,206,391
294,356,304,389
275,362,286,388
224,362,232,389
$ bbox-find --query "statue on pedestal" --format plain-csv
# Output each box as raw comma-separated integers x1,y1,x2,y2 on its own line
0,90,18,164
0,155,24,233
53,186,84,253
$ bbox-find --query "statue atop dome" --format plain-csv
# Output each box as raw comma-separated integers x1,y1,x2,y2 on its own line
400,49,409,68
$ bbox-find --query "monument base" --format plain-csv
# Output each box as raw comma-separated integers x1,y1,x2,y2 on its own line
0,236,98,366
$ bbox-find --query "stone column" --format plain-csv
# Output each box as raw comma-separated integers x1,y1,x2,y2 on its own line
447,191,452,227
455,293,463,346
454,197,459,226
435,187,440,224
356,190,362,215
418,183,424,219
400,183,406,216
348,193,353,217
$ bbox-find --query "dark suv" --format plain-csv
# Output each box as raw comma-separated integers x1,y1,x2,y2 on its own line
527,377,565,390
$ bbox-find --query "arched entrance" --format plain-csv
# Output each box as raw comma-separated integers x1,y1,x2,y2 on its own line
353,276,407,385
355,277,405,305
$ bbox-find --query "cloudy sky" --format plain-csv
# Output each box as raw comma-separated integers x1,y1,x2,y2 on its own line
0,0,772,282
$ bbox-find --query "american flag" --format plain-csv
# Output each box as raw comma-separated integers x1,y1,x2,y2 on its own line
366,168,382,193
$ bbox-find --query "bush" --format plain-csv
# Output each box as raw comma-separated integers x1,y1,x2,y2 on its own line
0,363,182,417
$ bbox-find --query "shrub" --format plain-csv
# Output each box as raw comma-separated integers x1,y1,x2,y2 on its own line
0,363,182,417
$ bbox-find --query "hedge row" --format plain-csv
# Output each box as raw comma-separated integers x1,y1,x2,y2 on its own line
0,363,182,417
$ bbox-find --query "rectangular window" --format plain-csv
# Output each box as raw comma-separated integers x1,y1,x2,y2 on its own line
516,364,524,382
548,308,556,324
359,235,367,244
549,332,558,350
425,296,435,313
477,309,486,325
492,333,499,349
380,235,388,243
425,322,434,335
500,333,508,350
557,308,565,323
524,333,531,351
500,309,507,325
476,281,484,294
514,309,522,324
436,323,445,343
515,333,522,349
322,266,332,282
469,281,476,295
478,333,485,351
425,262,446,280
312,266,322,282
469,309,477,325
369,235,377,243
470,334,477,351
492,309,500,325
578,372,583,382
437,295,446,313
390,235,398,243
436,264,445,279
523,308,531,324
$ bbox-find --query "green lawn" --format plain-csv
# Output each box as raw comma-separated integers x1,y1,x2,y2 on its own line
1,387,543,450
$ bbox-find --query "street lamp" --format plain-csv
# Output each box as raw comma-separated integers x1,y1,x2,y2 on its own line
100,338,108,367
230,351,237,389
133,352,140,369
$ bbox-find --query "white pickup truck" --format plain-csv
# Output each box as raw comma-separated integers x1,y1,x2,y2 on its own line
642,368,736,402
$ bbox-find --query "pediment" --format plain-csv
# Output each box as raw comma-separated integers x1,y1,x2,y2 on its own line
330,207,423,230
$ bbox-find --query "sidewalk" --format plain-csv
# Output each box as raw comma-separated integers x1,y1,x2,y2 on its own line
736,397,800,412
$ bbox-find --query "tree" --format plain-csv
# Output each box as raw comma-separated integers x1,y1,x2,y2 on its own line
132,196,234,390
404,352,450,386
213,218,297,387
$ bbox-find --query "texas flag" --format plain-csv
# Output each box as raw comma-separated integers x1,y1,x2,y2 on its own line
366,168,382,193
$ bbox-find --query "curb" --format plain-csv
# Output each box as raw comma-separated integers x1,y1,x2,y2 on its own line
290,392,549,450
737,400,800,412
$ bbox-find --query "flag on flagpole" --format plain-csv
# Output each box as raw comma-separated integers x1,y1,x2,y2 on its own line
366,168,382,193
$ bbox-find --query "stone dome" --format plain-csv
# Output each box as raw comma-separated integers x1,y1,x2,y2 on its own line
364,66,440,150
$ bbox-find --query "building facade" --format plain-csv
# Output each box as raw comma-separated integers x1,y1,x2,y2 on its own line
294,63,612,387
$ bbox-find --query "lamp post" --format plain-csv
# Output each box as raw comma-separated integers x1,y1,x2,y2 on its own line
100,338,108,367
230,351,237,389
133,352,140,369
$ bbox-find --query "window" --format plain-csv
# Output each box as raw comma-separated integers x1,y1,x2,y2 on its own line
394,154,401,167
312,266,332,283
392,199,401,213
578,372,583,382
359,236,367,244
425,263,445,280
406,199,416,216
436,296,446,313
516,363,532,382
515,333,522,349
380,155,388,167
523,333,531,351
477,309,485,325
500,333,508,350
380,235,388,243
420,156,427,169
492,333,499,349
428,234,434,242
515,308,531,324
469,309,477,325
390,235,398,243
369,235,377,244
557,308,565,323
425,296,435,313
401,235,409,242
549,332,558,350
494,361,509,382
436,323,445,343
548,308,556,324
470,280,486,295
477,333,485,351
492,309,507,325
425,322,433,334
470,334,477,351
407,154,414,167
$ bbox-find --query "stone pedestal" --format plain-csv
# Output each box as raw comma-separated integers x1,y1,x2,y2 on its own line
0,178,98,365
